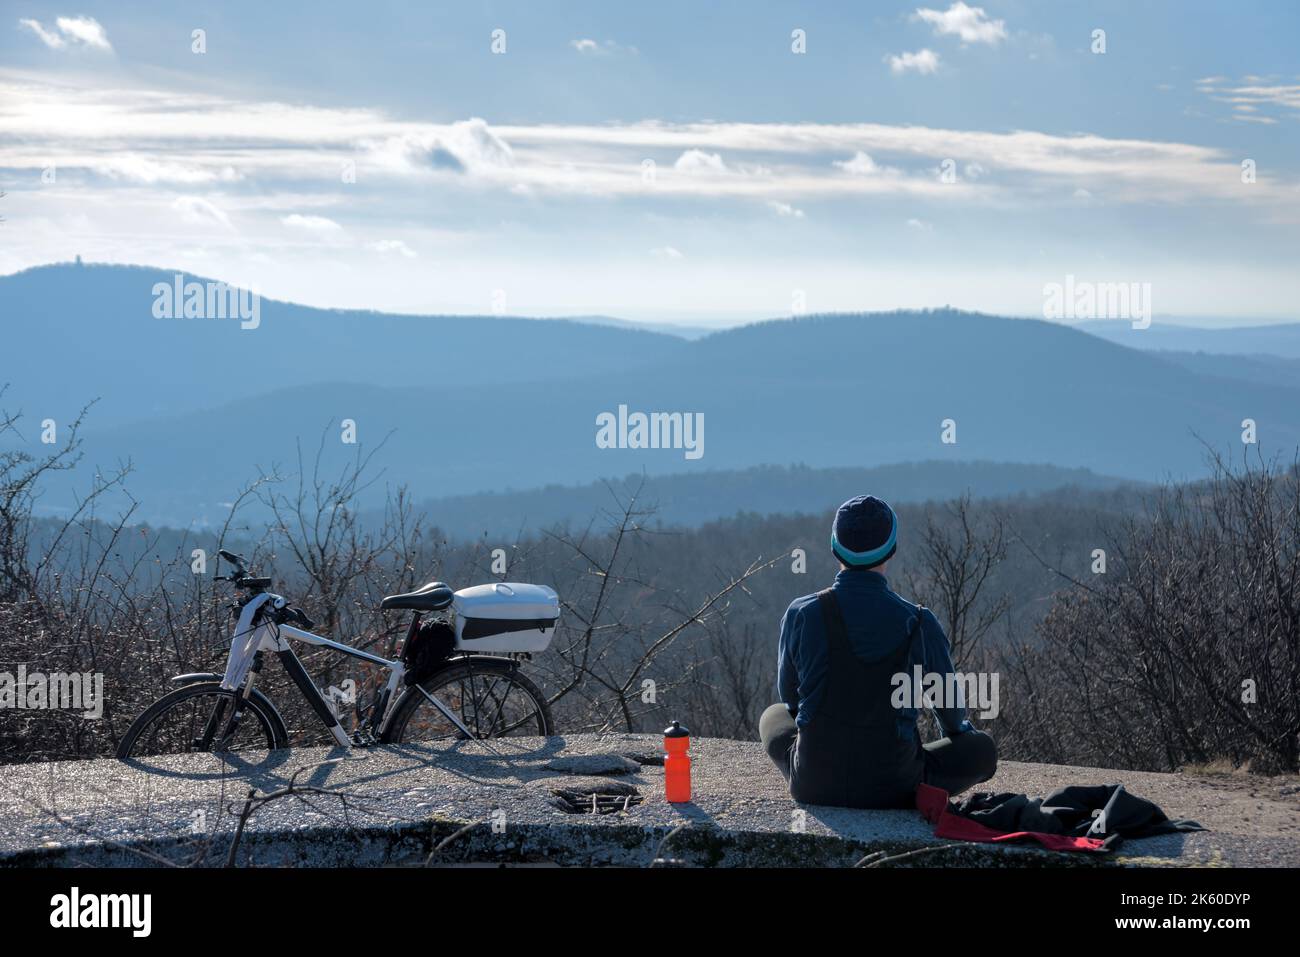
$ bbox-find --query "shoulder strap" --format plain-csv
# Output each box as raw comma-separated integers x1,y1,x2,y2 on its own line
894,604,927,662
820,588,927,662
816,588,849,650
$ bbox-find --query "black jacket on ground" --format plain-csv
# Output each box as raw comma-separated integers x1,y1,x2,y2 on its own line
951,783,1204,850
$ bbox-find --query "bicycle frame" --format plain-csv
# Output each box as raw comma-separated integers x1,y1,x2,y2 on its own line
219,591,479,747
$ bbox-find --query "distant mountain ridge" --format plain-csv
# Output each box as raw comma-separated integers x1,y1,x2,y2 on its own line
1077,319,1300,358
404,461,1138,540
3,263,1298,527
549,314,716,340
0,262,690,427
1154,351,1300,389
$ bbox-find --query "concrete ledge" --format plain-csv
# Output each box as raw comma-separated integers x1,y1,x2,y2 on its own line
0,734,1295,867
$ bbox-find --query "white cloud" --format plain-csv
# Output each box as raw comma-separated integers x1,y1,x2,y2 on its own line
441,117,514,168
102,155,242,184
18,16,112,52
906,217,933,231
651,245,684,259
886,49,940,75
1196,76,1300,123
56,15,111,50
367,117,514,175
18,19,64,49
570,37,636,56
834,151,879,175
0,74,1290,216
914,3,1007,45
281,214,342,233
768,200,805,218
368,239,417,258
674,149,728,173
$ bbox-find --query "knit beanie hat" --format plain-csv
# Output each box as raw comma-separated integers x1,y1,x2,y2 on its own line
831,495,898,568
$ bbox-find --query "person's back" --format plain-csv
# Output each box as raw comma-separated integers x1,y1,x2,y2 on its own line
759,495,998,808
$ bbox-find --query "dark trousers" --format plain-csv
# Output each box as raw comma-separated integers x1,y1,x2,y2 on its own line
759,703,997,804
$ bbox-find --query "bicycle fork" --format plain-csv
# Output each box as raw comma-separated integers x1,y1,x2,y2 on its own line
199,652,265,751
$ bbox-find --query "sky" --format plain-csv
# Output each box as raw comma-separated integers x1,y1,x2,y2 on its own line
1,0,1298,325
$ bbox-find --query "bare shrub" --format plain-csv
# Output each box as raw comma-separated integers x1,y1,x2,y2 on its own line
998,451,1300,773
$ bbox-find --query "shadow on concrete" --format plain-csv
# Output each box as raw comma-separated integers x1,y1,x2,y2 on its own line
664,801,720,828
117,747,299,780
116,734,573,796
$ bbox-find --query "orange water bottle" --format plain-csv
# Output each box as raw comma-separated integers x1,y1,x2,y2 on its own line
664,721,691,803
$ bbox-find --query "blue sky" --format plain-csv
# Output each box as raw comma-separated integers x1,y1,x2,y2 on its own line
1,1,1297,324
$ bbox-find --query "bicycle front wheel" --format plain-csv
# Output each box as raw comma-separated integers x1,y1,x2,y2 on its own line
383,659,554,744
116,681,284,758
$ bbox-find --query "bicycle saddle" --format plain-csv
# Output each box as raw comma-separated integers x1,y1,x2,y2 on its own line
380,581,454,612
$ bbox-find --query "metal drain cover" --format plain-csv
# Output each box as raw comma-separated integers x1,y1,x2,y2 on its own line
551,781,643,814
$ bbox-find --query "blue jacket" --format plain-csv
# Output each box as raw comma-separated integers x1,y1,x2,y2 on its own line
777,569,973,740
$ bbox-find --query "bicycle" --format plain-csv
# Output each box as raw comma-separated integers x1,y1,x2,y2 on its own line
115,550,557,758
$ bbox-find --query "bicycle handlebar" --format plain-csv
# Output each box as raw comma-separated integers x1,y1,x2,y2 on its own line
215,551,315,629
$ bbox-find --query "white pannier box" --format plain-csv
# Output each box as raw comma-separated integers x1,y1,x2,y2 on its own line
452,582,560,653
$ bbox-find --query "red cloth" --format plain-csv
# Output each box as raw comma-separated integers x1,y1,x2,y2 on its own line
915,783,1107,853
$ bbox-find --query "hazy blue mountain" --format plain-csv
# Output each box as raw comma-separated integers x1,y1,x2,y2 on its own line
5,265,1300,527
1153,350,1300,389
60,313,1300,526
401,462,1137,540
1077,319,1300,358
0,262,690,427
550,315,717,340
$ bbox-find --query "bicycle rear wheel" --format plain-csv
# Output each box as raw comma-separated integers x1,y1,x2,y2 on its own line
116,681,284,758
383,659,554,743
